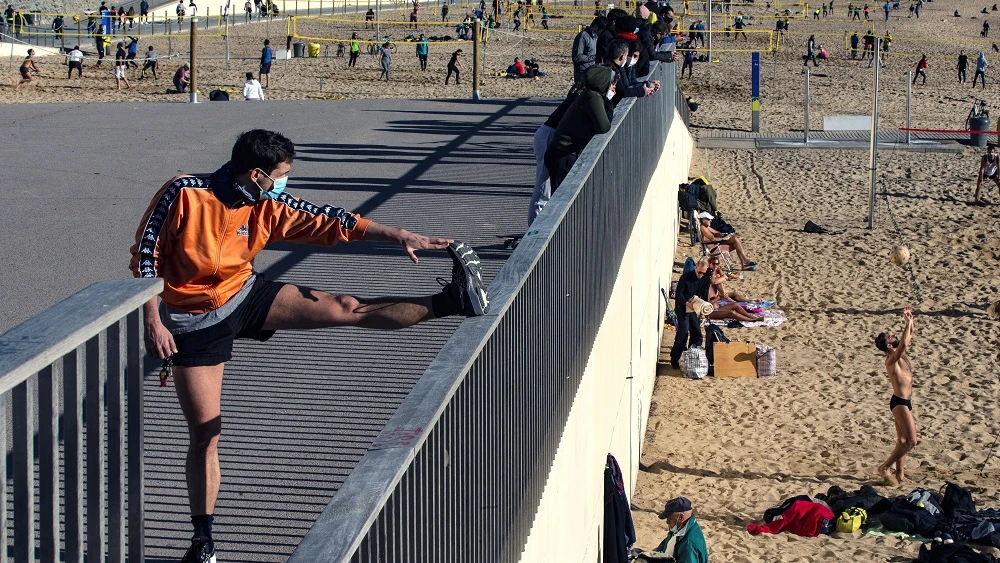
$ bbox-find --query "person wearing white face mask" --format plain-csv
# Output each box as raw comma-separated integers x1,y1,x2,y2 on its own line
649,497,708,563
607,38,655,105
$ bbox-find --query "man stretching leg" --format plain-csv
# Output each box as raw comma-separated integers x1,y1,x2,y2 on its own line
130,129,489,563
874,306,917,486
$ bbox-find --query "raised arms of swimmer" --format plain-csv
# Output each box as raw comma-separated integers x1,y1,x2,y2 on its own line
887,306,914,365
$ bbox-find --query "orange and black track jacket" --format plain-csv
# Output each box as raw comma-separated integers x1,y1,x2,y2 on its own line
130,165,371,314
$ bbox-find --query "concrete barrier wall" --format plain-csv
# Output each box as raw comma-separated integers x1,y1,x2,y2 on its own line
520,107,693,562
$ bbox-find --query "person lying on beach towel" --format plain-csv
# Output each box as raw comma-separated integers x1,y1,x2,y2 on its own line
707,257,763,323
748,498,835,537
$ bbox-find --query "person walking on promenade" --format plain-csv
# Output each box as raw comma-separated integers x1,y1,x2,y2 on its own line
260,39,273,87
874,306,918,486
130,129,490,563
912,54,927,84
446,48,463,84
378,41,392,81
974,52,989,88
571,17,601,83
416,33,429,71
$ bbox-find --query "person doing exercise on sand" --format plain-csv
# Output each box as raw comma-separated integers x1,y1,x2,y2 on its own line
974,144,1000,205
874,306,917,486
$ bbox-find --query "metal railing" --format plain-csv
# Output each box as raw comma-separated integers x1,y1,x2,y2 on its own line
0,278,160,562
288,61,680,562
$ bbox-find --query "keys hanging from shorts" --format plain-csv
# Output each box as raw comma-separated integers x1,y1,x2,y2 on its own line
159,356,173,387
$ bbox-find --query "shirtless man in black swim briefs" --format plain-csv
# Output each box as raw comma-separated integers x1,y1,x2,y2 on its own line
974,144,1000,205
874,306,917,486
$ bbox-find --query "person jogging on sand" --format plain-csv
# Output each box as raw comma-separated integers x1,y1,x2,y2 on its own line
874,306,917,486
130,129,490,563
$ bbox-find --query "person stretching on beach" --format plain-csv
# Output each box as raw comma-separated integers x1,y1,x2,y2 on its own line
874,306,917,486
974,144,1000,205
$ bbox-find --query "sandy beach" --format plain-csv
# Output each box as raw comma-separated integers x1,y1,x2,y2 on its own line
632,0,1000,558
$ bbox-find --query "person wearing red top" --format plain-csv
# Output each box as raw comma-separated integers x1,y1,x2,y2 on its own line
747,499,835,537
514,57,526,76
913,54,928,84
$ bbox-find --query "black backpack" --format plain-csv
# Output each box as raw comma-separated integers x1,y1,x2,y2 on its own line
705,324,728,376
942,482,977,518
209,89,229,101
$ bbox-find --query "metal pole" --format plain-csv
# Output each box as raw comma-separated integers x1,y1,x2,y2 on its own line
376,0,380,41
472,18,481,99
867,37,881,230
804,67,810,143
905,70,912,144
224,16,230,69
706,0,712,61
189,16,198,103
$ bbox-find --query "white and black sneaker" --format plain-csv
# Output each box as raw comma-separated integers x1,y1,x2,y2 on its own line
181,539,216,563
443,241,489,316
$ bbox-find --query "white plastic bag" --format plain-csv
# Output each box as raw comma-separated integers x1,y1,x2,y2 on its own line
680,346,708,380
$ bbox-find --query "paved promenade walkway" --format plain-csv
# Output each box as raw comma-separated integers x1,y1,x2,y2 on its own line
0,97,549,561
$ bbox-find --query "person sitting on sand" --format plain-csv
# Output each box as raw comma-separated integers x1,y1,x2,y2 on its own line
698,213,756,271
706,258,763,324
974,144,1000,205
874,306,918,486
648,497,708,563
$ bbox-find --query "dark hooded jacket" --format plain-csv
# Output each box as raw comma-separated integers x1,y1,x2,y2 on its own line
548,65,614,155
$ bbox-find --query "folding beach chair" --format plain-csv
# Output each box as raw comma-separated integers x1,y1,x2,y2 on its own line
694,215,737,273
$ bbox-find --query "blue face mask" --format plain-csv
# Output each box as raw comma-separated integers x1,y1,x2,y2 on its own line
256,169,288,200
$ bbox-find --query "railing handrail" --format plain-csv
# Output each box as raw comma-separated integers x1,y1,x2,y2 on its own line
0,278,162,396
288,64,663,562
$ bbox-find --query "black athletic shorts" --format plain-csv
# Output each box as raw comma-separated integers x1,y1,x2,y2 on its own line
260,62,271,74
171,277,285,367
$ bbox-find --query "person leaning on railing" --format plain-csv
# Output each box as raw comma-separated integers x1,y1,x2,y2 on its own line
129,129,491,563
543,65,615,193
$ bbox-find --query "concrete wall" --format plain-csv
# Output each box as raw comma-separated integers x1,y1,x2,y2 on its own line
520,109,693,562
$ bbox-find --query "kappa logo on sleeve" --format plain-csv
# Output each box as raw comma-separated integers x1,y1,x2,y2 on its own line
237,224,250,237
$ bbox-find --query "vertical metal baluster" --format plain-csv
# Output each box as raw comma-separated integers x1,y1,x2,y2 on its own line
86,333,107,563
65,347,85,563
38,365,60,563
13,378,35,563
127,310,146,562
0,393,7,563
107,320,126,562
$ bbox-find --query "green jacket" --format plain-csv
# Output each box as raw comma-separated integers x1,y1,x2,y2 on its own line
653,516,708,563
549,65,613,155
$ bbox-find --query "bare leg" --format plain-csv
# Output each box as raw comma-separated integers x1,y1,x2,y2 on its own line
878,405,916,484
730,236,751,265
173,363,225,515
261,283,436,331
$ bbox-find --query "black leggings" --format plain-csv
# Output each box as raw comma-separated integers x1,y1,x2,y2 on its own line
348,50,359,67
543,147,577,193
446,64,460,84
959,68,967,82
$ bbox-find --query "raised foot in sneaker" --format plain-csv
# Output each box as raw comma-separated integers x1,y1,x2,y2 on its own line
445,241,489,316
181,539,216,563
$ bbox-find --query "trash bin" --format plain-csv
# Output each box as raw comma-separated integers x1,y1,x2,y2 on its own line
969,115,991,148
292,42,305,58
308,43,321,57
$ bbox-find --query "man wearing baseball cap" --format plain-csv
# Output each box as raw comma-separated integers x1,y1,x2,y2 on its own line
652,496,708,563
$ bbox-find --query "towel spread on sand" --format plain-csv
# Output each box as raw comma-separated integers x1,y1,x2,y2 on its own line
710,308,787,328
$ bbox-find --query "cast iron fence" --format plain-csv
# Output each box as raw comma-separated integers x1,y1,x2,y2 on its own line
288,61,681,562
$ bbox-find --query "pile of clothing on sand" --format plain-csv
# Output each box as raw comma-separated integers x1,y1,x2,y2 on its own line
746,482,1000,562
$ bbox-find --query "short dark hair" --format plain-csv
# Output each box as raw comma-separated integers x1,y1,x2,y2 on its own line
628,40,641,55
589,15,607,31
618,15,639,34
608,39,629,61
874,332,889,352
230,129,295,175
246,71,254,79
263,38,270,45
652,21,669,35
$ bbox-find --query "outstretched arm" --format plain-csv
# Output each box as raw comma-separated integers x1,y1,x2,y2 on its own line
363,221,452,263
887,306,913,364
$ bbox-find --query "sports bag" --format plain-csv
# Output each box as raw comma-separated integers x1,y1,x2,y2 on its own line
680,346,708,379
836,507,867,533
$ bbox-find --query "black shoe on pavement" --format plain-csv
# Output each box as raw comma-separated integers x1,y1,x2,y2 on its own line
181,539,216,563
444,241,489,316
